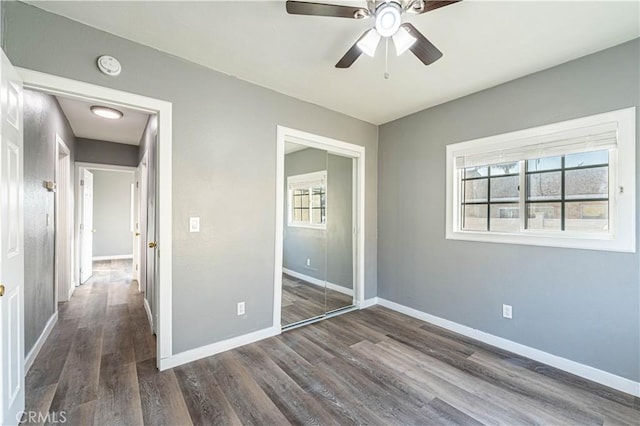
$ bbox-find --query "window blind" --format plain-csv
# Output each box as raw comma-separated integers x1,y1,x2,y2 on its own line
455,122,618,169
287,171,326,191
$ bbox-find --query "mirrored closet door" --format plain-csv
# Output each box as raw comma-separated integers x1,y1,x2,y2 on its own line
281,141,355,328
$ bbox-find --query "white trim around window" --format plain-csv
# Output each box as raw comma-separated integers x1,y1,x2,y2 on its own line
446,107,636,252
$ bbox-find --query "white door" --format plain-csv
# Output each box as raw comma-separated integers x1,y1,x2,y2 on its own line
133,168,141,286
0,49,25,426
145,143,157,332
80,169,94,284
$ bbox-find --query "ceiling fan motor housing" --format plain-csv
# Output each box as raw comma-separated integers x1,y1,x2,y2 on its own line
375,1,404,37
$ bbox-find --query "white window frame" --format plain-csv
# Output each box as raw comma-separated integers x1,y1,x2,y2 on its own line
446,107,636,252
287,170,327,229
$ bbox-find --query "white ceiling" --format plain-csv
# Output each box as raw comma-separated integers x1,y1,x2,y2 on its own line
56,96,150,145
31,1,640,125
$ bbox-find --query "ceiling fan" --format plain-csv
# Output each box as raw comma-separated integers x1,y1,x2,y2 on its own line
286,0,460,69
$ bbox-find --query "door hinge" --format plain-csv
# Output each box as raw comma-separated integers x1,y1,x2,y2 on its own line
80,223,84,231
136,181,139,188
80,179,84,186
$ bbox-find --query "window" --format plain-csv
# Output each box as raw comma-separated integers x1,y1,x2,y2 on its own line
446,107,636,252
288,171,326,229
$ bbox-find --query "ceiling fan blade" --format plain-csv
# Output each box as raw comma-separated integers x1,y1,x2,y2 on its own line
401,23,443,66
335,30,370,68
409,0,461,14
286,1,369,18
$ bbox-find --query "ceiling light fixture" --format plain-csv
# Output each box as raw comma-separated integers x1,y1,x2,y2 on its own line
375,2,402,37
90,105,123,120
356,28,381,57
392,26,417,55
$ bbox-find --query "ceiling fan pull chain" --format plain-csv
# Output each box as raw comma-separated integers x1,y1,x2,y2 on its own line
384,37,390,79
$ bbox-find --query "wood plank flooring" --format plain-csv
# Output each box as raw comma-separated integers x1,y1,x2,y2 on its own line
24,261,639,425
282,273,353,326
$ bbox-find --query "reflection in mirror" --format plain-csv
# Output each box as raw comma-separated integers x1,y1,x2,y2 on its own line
325,153,354,314
281,143,328,326
281,143,355,327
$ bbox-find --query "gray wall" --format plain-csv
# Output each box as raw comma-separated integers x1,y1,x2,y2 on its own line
75,137,139,167
23,89,76,355
4,2,378,354
0,0,6,50
378,39,640,381
91,170,134,257
284,149,353,289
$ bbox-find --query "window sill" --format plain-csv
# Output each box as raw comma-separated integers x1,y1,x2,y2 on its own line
287,223,327,230
446,229,635,253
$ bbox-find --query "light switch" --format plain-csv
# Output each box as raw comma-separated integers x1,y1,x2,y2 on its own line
189,217,200,233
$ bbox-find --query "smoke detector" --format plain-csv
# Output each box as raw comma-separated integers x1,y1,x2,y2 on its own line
97,55,122,76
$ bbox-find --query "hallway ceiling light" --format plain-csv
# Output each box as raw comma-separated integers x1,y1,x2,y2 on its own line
90,105,123,120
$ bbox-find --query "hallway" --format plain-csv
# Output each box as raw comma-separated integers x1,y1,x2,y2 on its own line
24,260,155,425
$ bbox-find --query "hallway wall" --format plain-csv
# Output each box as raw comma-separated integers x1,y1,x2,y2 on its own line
23,89,76,355
76,137,139,167
92,170,135,258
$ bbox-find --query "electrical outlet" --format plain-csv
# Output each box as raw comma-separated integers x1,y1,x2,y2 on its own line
503,304,513,319
306,258,311,266
237,301,245,316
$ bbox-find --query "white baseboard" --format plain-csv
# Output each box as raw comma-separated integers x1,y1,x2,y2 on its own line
92,254,133,261
359,297,378,309
143,298,153,331
283,267,354,296
377,298,640,397
158,326,280,371
24,312,58,372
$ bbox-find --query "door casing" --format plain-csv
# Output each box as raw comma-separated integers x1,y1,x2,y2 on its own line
55,135,73,301
19,68,174,369
78,168,94,284
274,126,366,330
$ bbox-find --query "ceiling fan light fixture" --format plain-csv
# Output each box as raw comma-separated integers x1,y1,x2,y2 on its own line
392,26,417,55
375,2,402,37
356,29,381,57
90,105,123,120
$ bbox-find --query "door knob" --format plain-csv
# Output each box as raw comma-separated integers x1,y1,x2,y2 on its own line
92,229,96,233
135,233,141,236
0,284,4,297
148,242,157,248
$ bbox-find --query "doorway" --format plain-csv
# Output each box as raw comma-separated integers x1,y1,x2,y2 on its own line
76,163,137,285
19,68,173,368
274,126,366,330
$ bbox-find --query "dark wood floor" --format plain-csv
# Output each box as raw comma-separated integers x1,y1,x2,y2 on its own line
24,261,639,425
281,273,354,326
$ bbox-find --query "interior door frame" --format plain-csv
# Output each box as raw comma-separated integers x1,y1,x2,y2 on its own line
75,163,136,278
78,167,94,284
274,125,366,329
19,68,174,369
54,135,73,304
